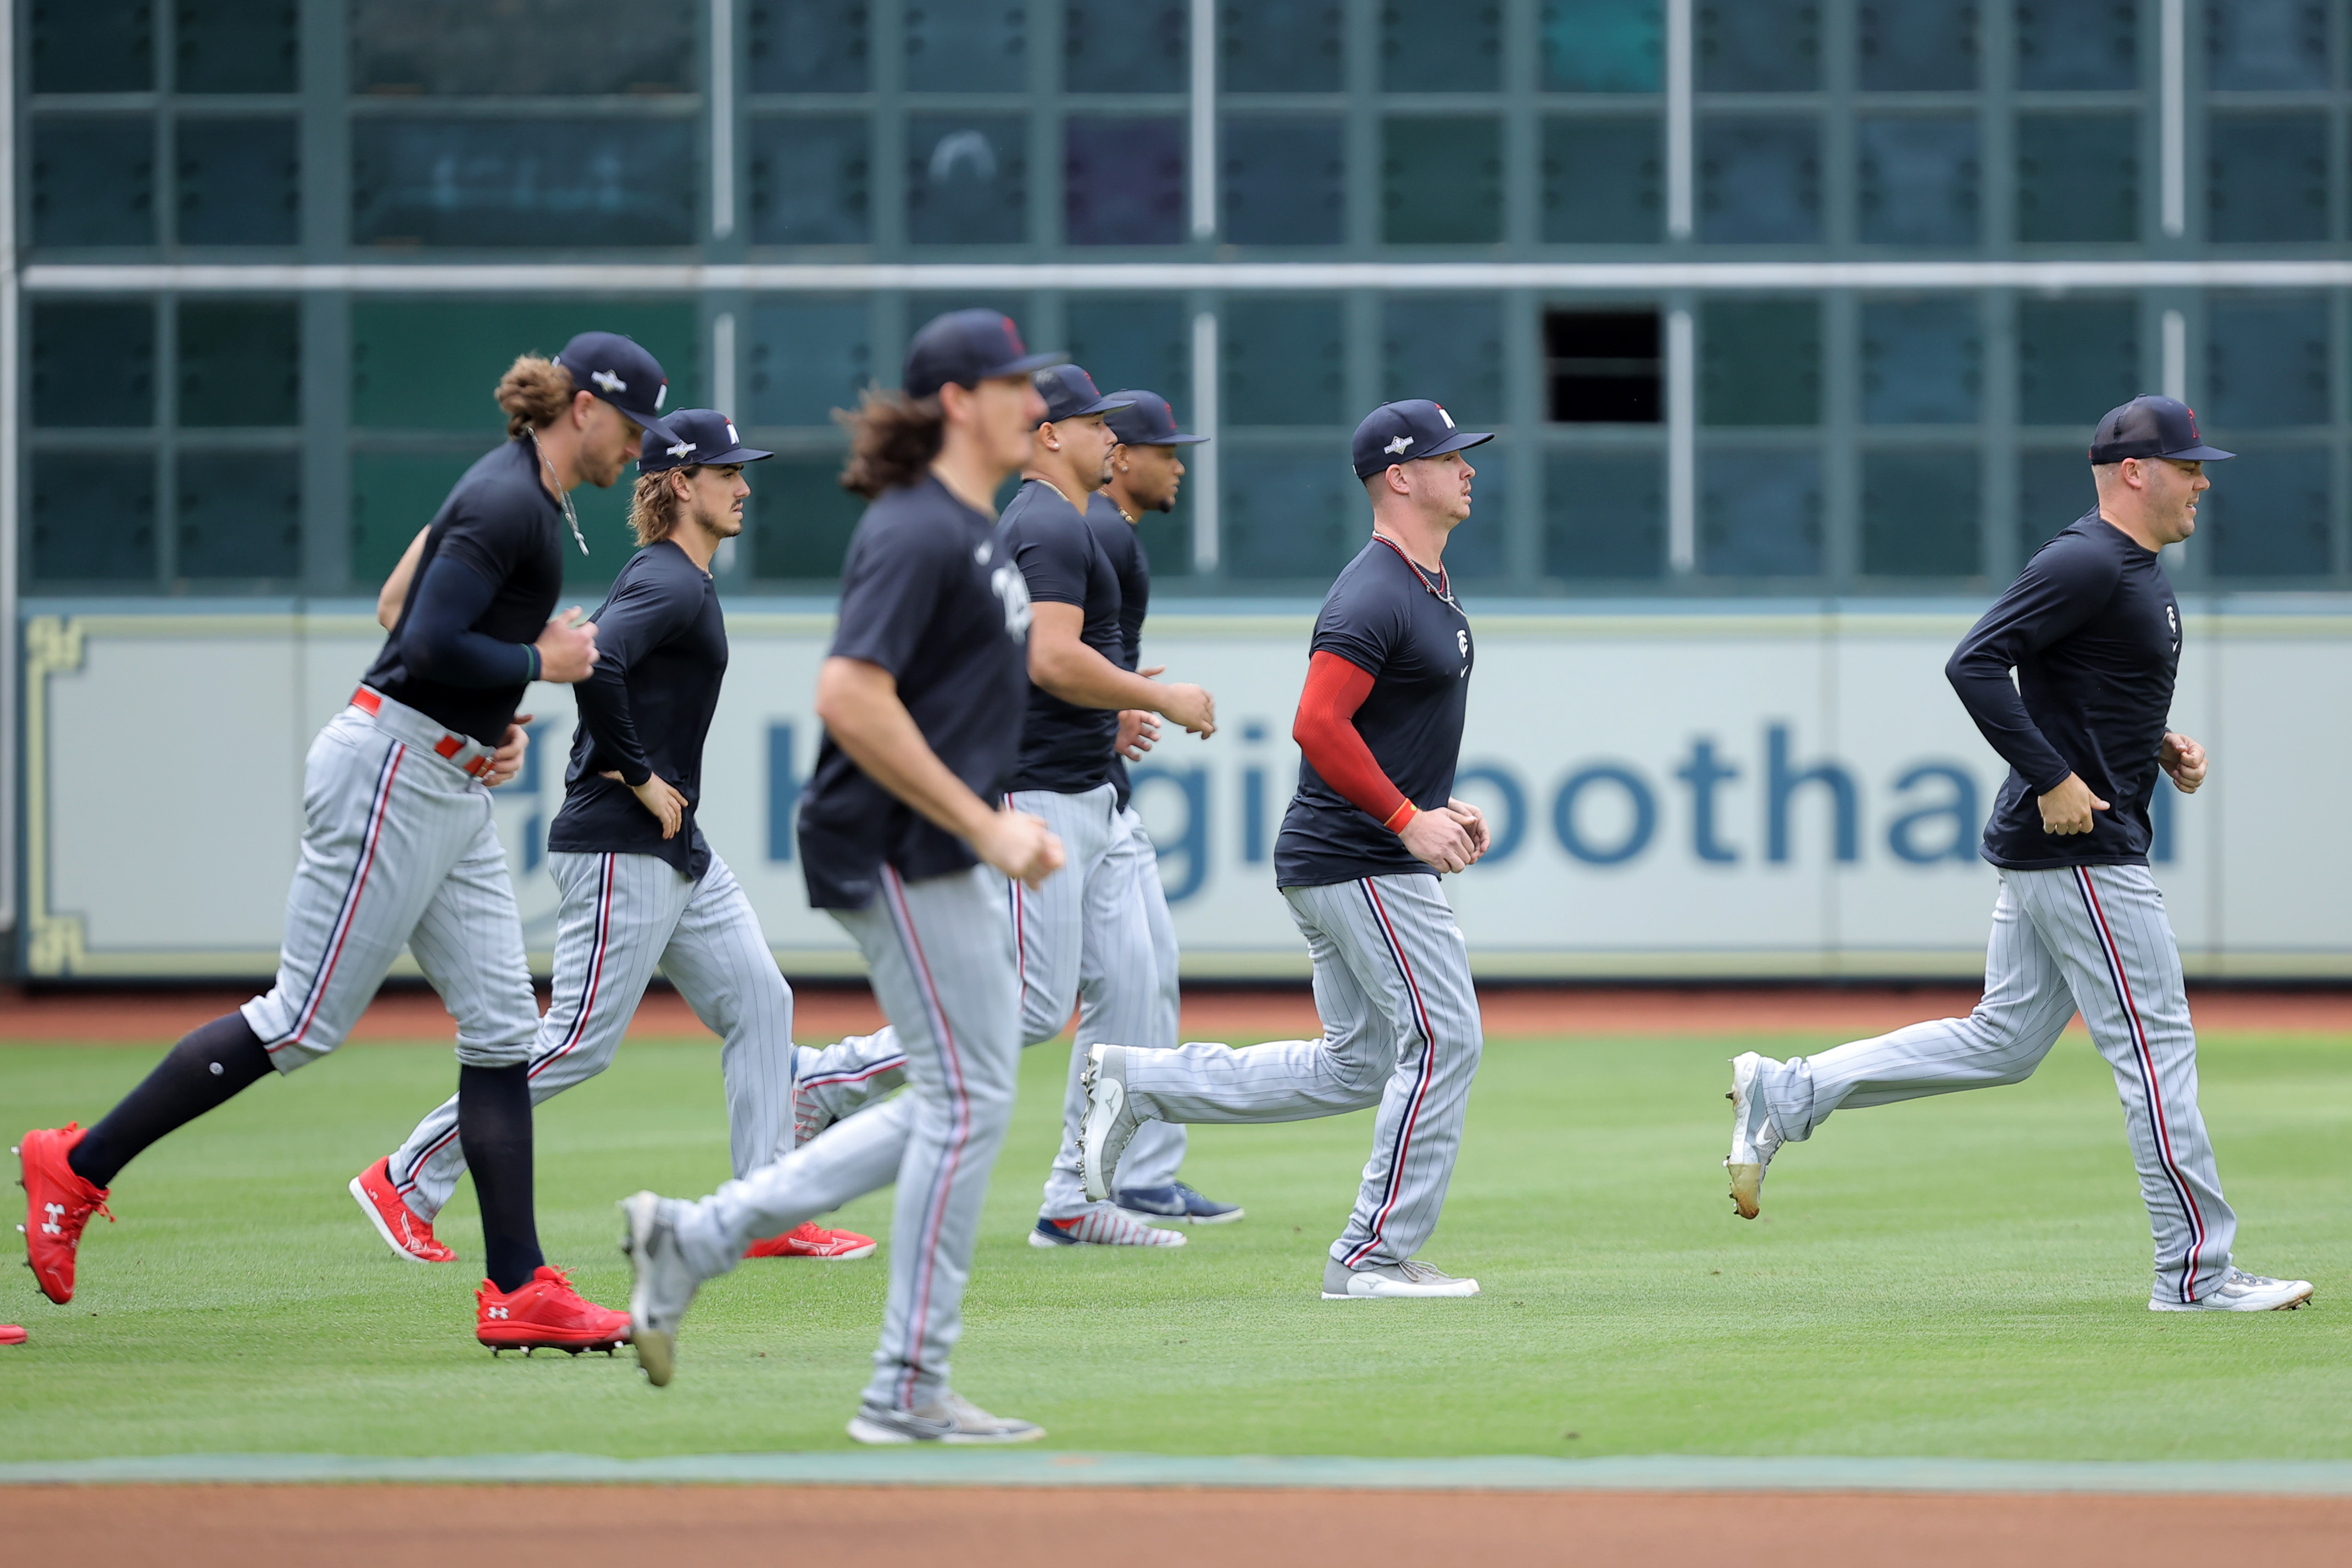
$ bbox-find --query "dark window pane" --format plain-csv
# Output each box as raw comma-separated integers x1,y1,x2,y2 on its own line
351,452,470,583
904,3,1026,92
180,302,299,426
30,0,151,92
1224,451,1364,580
750,456,866,580
1223,116,1343,244
1547,310,1662,423
2205,0,2328,90
1542,117,1662,242
351,0,693,94
1703,299,1821,426
179,0,298,93
2016,114,2138,243
177,118,298,245
1222,0,1343,91
2206,296,2329,429
2017,0,2136,88
1858,0,1977,88
1861,298,1980,424
1066,116,1185,246
1545,451,1662,577
32,304,155,427
907,116,1028,245
352,119,698,247
2206,114,2327,243
1862,448,1981,576
2204,447,2332,577
747,299,872,427
31,118,156,248
750,0,870,93
1383,296,1504,425
1384,0,1501,91
1382,117,1503,244
1225,297,1344,426
2017,298,2137,427
1067,0,1185,92
1858,117,1979,246
750,118,871,244
2019,449,2095,559
1066,296,1191,414
1700,448,1821,576
1698,0,1820,90
1699,118,1822,243
32,452,156,582
177,451,300,579
351,301,697,431
1542,0,1662,91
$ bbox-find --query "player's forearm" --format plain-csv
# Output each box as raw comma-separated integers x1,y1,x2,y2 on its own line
573,681,652,787
1293,650,1413,831
1945,654,2072,793
1029,635,1169,713
815,658,999,847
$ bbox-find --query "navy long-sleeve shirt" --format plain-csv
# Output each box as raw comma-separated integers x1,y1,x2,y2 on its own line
1945,508,2183,870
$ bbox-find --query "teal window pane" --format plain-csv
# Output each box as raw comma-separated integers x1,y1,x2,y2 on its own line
1858,118,1979,247
1381,117,1504,244
1861,298,1979,425
351,0,693,94
32,304,155,428
180,302,300,427
1066,297,1191,413
177,118,299,246
1702,299,1821,426
1224,298,1345,426
1699,119,1822,243
351,301,697,431
1224,451,1364,580
904,3,1026,92
2206,0,2329,90
747,300,872,427
1222,1,1343,91
2016,114,2139,243
907,116,1028,245
2017,299,2137,427
1699,1,1819,91
1541,0,1662,92
1858,0,1977,88
30,0,151,92
1067,0,1186,92
2017,0,2137,88
1862,448,1981,577
178,0,298,93
1224,116,1344,245
1545,452,1663,578
2020,449,2096,559
1133,510,1191,580
351,120,698,247
750,457,865,581
1066,117,1186,246
2204,447,2332,577
32,118,156,248
32,453,157,583
351,452,470,585
1383,0,1502,91
750,118,871,244
2205,296,2329,429
178,451,301,580
1700,449,1821,576
1383,296,1504,426
1542,117,1662,243
750,0,870,93
2206,114,2327,243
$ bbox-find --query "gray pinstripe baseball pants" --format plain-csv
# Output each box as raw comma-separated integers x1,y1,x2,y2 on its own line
1120,872,1484,1271
1754,864,2238,1304
386,848,794,1221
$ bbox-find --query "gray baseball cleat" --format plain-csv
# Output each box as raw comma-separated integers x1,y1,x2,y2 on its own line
1321,1258,1480,1299
2149,1267,2314,1313
618,1190,701,1387
1725,1050,1783,1220
847,1391,1045,1445
1078,1044,1142,1204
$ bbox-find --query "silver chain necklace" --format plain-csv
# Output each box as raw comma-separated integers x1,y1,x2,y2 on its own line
529,427,591,555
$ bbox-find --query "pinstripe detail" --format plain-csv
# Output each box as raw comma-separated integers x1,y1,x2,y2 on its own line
881,865,971,1410
1343,878,1439,1270
802,1056,909,1089
274,741,406,1054
530,854,618,1083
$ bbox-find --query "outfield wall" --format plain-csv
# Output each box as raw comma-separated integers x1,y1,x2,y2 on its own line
20,602,2352,981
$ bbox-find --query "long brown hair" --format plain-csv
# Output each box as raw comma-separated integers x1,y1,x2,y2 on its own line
837,387,945,499
495,354,575,438
626,468,700,546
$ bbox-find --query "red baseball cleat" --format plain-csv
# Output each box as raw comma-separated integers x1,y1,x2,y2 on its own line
746,1221,877,1260
1,1325,26,1345
15,1125,113,1305
475,1265,631,1354
348,1157,456,1264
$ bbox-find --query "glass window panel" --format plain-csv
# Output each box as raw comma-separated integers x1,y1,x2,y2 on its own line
351,0,693,94
1545,451,1663,577
1067,0,1186,92
1698,1,1820,91
1066,297,1192,413
1382,116,1504,244
1382,296,1504,425
1703,299,1822,426
32,304,155,427
1699,118,1822,243
2206,114,2327,244
907,293,1030,340
1133,510,1191,580
1383,0,1502,91
31,118,156,247
32,452,157,582
2016,0,2136,89
750,0,870,93
176,118,299,246
1858,0,1977,88
178,1,298,93
1862,448,1981,576
1542,0,1662,92
749,455,866,580
351,301,697,431
2017,298,2137,427
2205,0,2329,90
907,116,1028,245
1861,298,1980,424
747,299,872,427
1223,450,1364,580
2019,449,2096,559
2203,447,2332,577
1222,116,1344,244
177,451,301,579
904,3,1027,92
351,120,698,247
2015,113,2139,243
1066,116,1186,246
1444,451,1508,577
2205,296,2330,429
1224,298,1346,426
180,302,299,427
351,452,470,584
30,0,151,92
1542,116,1662,242
1547,310,1662,422
1221,0,1344,92
1857,117,1980,247
1700,448,1822,576
749,117,871,245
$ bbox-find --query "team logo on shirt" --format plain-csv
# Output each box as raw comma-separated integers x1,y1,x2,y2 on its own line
2166,603,2179,653
990,563,1033,638
1458,628,1470,676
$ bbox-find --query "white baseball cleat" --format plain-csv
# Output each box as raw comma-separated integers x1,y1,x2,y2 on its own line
847,1390,1044,1445
618,1190,701,1387
1725,1050,1783,1220
1078,1044,1142,1204
1321,1258,1480,1299
2149,1267,2314,1313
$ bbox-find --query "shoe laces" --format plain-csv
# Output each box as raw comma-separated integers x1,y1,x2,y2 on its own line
1396,1260,1450,1284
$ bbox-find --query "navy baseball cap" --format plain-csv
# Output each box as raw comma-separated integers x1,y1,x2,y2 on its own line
1351,399,1493,480
1104,390,1209,446
558,331,677,442
2089,394,2234,465
905,309,1066,398
639,409,772,474
1033,364,1134,422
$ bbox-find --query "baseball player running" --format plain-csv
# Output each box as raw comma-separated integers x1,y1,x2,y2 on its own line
19,333,674,1351
1724,396,2311,1314
620,310,1066,1444
1079,400,1494,1300
349,409,873,1272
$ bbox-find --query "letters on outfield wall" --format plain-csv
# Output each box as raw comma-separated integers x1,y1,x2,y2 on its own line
21,607,2352,980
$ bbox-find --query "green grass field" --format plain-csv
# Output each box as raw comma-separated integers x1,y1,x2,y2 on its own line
1,1026,2346,1461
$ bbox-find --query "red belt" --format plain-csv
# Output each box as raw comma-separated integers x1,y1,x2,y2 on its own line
351,688,497,779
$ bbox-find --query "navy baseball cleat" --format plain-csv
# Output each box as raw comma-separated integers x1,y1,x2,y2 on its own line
1115,1183,1244,1225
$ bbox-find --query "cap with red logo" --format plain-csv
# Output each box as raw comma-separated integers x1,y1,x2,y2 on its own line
2088,394,2234,465
1351,399,1494,480
904,309,1068,398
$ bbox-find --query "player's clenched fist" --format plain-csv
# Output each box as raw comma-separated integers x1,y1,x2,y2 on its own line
1399,804,1481,874
482,713,532,788
977,805,1065,889
2159,731,2208,793
536,608,599,682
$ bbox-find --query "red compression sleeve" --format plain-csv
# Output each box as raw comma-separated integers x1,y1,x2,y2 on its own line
1293,650,1416,832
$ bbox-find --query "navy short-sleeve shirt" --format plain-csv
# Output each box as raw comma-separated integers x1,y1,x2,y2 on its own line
1002,479,1124,797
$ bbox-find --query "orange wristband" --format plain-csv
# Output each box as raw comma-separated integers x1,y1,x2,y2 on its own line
1381,800,1418,833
